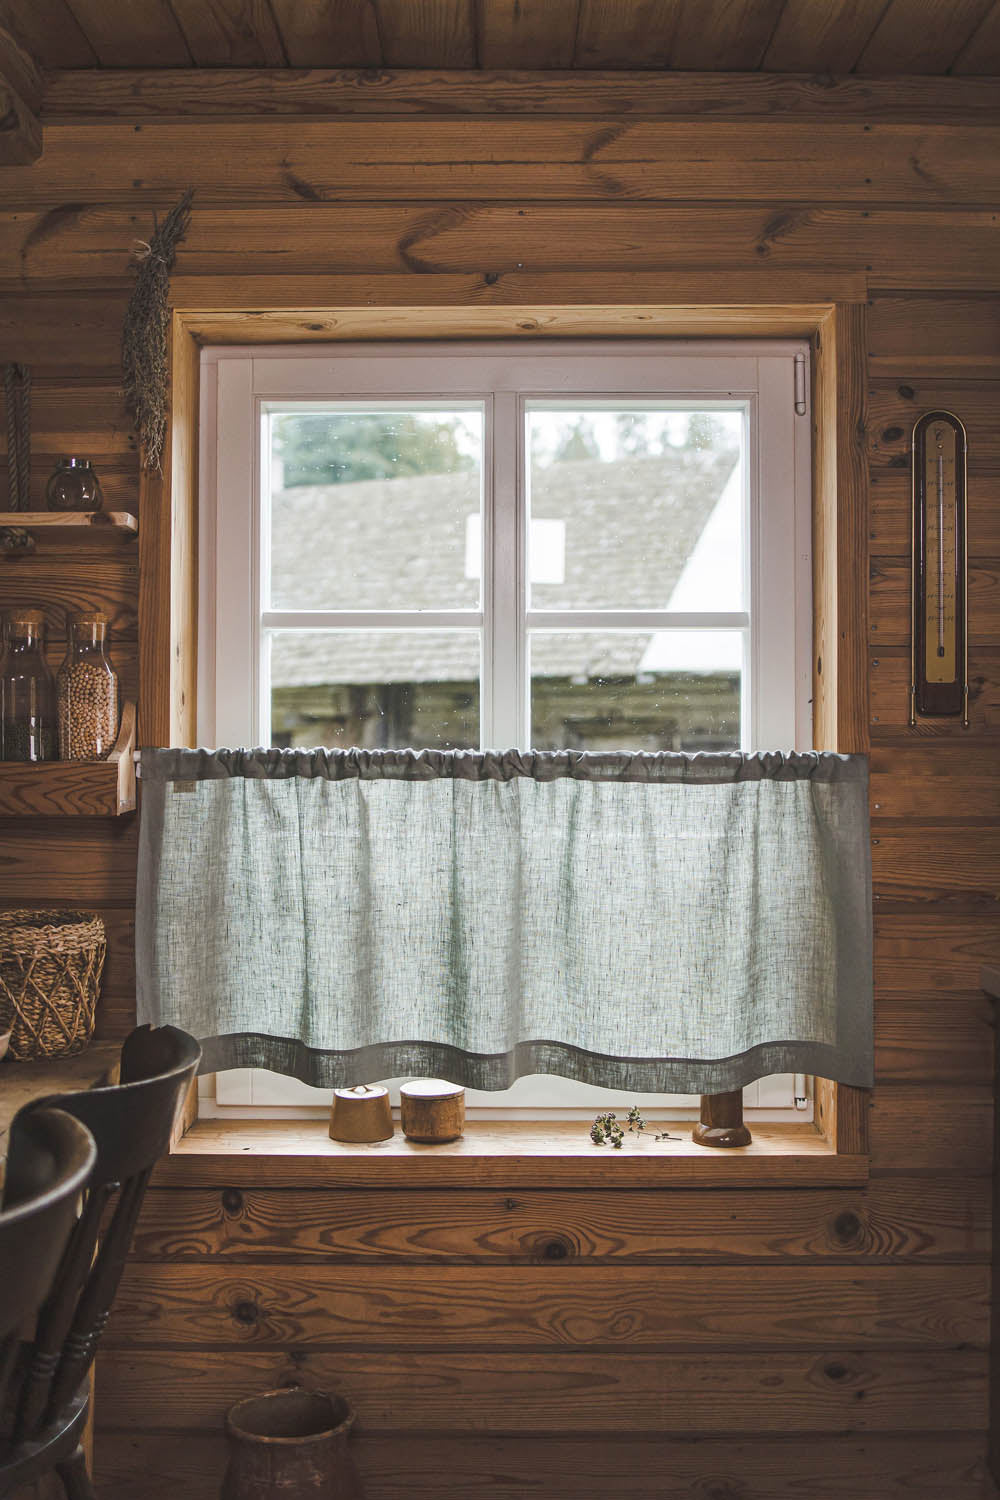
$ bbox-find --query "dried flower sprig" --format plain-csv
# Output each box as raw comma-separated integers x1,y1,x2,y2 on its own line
589,1105,647,1149
589,1105,681,1147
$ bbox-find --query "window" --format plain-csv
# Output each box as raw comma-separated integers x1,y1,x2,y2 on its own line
199,340,812,1120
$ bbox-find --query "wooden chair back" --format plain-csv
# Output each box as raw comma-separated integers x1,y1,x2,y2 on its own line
12,1024,201,1439
0,1108,96,1424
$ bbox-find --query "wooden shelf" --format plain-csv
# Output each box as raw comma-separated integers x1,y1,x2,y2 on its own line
0,702,136,816
0,512,138,554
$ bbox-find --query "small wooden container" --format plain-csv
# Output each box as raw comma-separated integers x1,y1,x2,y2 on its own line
400,1079,466,1143
328,1084,394,1143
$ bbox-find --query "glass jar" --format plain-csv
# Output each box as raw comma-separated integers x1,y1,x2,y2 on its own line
0,611,58,762
46,457,103,513
57,612,119,760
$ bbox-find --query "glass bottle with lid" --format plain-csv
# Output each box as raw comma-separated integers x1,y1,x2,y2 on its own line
1,610,58,762
46,457,104,512
57,611,119,760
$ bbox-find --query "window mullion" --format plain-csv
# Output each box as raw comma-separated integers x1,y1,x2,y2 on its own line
488,391,523,749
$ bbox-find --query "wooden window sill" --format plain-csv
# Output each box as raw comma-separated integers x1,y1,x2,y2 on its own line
155,1118,867,1188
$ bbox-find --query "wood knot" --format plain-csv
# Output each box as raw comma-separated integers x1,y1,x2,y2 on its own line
881,426,903,442
897,384,915,400
483,271,500,286
233,1300,260,1326
824,1361,848,1381
541,1237,571,1261
221,1188,244,1216
832,1210,862,1243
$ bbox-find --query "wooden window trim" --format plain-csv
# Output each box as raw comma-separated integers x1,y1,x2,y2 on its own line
143,290,870,1179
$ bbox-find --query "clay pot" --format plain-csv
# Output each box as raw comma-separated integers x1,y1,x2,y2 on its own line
222,1387,362,1499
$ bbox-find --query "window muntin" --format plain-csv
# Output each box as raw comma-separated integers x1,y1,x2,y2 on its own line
201,340,812,1117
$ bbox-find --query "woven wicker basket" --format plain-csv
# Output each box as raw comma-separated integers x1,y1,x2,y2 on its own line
0,909,105,1060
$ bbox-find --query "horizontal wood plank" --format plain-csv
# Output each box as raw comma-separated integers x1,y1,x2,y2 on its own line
875,913,1000,993
93,1430,996,1500
129,1176,991,1264
6,204,1000,285
0,291,129,373
41,67,1000,121
6,121,1000,206
869,296,1000,374
870,1086,993,1173
871,826,1000,909
871,744,1000,818
105,1262,989,1350
93,1346,989,1433
875,994,994,1084
0,819,137,903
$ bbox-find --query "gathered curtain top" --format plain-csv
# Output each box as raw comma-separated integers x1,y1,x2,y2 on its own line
141,747,866,786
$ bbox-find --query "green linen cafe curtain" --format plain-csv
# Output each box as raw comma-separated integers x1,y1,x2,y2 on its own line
136,749,873,1093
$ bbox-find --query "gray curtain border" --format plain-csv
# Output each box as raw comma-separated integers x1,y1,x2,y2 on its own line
196,1032,872,1093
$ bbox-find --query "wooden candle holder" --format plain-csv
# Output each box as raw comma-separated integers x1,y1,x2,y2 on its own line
328,1084,394,1143
692,1089,752,1149
399,1079,465,1143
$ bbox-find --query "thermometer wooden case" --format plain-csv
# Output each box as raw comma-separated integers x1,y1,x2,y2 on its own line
910,410,968,725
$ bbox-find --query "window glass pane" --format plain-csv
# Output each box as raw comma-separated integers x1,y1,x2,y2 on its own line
526,405,745,611
529,631,743,751
269,630,480,750
268,407,483,610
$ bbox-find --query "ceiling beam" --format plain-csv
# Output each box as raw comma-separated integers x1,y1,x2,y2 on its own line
39,66,1000,124
0,25,42,163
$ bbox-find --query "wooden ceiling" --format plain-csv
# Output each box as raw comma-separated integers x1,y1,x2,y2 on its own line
2,0,999,76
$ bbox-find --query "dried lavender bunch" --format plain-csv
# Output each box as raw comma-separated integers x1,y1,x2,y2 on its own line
121,188,194,472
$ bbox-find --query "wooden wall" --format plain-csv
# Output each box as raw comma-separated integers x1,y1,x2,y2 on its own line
1,76,998,1497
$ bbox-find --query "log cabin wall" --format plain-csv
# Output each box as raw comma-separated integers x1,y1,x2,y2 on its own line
1,74,998,1497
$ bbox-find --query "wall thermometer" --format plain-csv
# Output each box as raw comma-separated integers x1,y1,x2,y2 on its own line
910,410,968,725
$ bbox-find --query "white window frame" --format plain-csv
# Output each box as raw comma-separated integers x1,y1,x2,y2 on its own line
198,339,813,1121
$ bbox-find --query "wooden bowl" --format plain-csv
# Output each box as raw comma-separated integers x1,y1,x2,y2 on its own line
399,1079,465,1143
328,1084,394,1143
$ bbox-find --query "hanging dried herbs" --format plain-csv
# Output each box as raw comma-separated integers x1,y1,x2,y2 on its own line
121,188,194,472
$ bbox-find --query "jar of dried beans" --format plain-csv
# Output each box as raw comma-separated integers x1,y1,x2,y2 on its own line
57,612,119,760
1,610,57,762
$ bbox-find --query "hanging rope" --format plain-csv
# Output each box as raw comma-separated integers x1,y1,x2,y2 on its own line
17,364,30,508
121,189,194,472
3,363,31,511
